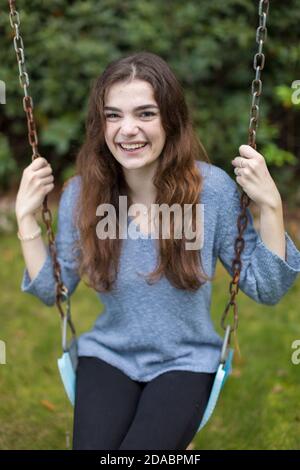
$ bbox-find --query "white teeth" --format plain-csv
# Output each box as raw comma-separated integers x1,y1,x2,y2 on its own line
120,143,147,150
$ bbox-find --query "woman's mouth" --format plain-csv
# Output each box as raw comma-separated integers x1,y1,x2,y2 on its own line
118,143,149,155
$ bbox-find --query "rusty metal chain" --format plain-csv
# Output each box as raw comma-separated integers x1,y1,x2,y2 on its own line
221,0,269,336
8,0,76,335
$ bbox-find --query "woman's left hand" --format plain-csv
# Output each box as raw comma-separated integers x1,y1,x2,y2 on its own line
232,144,282,210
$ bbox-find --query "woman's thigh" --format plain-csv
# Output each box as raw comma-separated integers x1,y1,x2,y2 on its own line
118,370,216,451
72,356,143,450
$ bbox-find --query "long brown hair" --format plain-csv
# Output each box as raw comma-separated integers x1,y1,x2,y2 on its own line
70,51,214,292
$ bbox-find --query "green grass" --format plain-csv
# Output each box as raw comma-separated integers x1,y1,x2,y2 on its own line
1,220,300,450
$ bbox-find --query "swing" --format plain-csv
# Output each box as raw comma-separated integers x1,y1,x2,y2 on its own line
9,0,270,434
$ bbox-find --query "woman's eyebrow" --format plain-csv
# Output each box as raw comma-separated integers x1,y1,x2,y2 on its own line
104,104,159,111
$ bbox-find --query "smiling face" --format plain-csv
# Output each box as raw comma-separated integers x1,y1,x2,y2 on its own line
103,79,166,171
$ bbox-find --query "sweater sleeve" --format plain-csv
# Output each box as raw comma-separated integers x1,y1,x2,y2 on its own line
217,174,300,305
20,176,81,306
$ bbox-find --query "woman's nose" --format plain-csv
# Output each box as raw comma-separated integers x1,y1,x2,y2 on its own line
120,117,140,135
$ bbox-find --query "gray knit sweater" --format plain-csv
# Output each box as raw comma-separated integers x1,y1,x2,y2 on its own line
21,161,300,381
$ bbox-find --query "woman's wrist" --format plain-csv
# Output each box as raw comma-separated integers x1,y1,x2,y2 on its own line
258,190,282,213
16,213,42,240
17,226,42,241
16,211,37,224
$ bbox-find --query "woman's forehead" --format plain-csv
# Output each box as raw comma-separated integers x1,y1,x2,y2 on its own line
104,79,156,108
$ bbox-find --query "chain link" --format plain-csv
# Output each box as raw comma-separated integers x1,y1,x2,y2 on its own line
221,0,269,336
8,0,76,336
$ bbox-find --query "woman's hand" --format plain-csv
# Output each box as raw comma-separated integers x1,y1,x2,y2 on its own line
15,157,54,221
232,144,282,210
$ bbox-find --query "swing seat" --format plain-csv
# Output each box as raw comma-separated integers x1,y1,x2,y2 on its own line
57,313,234,434
57,352,76,406
57,338,78,407
197,347,233,432
57,342,234,435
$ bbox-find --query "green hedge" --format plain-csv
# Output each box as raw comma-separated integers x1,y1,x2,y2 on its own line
1,0,299,201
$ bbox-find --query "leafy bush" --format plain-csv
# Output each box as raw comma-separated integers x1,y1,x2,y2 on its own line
0,0,299,199
0,133,17,190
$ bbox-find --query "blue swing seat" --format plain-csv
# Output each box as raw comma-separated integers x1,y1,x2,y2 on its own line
57,349,77,407
197,348,233,432
58,336,234,434
57,312,78,407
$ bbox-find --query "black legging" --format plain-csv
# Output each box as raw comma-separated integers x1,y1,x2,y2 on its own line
72,356,216,450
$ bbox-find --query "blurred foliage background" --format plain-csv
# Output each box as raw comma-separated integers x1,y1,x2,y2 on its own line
0,0,300,202
0,0,300,451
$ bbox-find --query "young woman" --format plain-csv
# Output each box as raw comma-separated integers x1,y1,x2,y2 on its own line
16,52,300,450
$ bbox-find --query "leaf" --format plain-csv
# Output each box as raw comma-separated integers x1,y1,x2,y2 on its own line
40,399,56,412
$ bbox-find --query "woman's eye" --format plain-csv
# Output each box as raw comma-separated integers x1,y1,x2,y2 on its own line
140,112,156,117
105,112,156,119
105,113,118,119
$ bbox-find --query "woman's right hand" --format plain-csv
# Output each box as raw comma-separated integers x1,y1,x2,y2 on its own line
15,157,55,221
